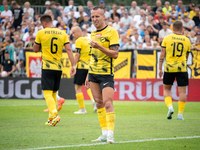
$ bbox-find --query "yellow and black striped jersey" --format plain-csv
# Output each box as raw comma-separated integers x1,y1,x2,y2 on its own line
89,25,119,75
35,27,69,71
75,36,91,70
161,33,191,72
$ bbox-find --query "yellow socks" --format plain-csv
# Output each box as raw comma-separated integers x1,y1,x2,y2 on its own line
178,101,186,114
87,88,94,100
52,92,57,104
43,90,58,117
106,112,116,131
97,107,108,131
165,96,173,108
76,93,85,109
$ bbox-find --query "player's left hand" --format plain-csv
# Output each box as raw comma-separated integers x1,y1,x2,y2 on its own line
89,41,100,49
158,69,163,78
70,66,76,77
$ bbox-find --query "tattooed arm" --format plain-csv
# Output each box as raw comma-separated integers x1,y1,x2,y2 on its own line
159,47,166,78
89,40,119,59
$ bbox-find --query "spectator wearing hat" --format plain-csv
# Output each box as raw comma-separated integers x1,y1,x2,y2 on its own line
129,1,140,18
64,0,77,13
166,4,178,25
189,3,197,19
158,22,172,43
50,1,61,20
11,1,23,29
153,0,162,13
192,7,200,27
1,50,15,77
0,4,12,23
42,1,51,14
120,10,133,30
162,1,172,15
175,0,184,12
99,0,109,11
183,15,195,31
23,2,34,20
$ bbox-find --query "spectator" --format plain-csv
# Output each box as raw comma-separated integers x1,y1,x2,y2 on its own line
133,9,147,29
112,16,120,31
157,16,165,29
64,0,77,13
23,2,34,20
146,5,155,17
120,10,133,30
129,1,140,18
110,4,120,23
152,41,160,49
60,20,70,35
191,38,200,50
162,1,171,15
85,1,93,18
103,6,111,20
50,1,62,20
142,2,148,12
11,1,23,29
189,31,197,45
122,37,136,49
158,22,172,43
166,4,178,25
118,22,126,34
187,2,193,13
192,7,200,27
131,32,142,46
16,41,24,75
119,34,126,49
179,5,189,21
77,11,85,26
137,41,143,49
42,1,51,14
0,0,11,12
183,15,195,31
154,7,167,24
25,37,35,50
143,35,153,48
74,5,87,19
23,26,36,42
23,12,33,22
4,40,15,62
145,41,152,48
117,4,127,17
80,15,91,29
99,0,108,11
175,0,184,12
147,25,158,41
149,15,160,32
0,4,12,23
1,51,15,77
153,0,162,13
0,31,4,42
189,3,197,20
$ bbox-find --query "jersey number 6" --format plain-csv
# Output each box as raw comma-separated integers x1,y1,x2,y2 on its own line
51,37,58,54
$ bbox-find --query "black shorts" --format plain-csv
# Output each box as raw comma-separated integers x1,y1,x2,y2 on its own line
73,69,88,85
42,69,62,91
89,73,114,91
163,72,188,86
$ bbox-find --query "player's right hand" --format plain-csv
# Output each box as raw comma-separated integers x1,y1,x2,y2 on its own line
70,66,76,77
85,74,90,88
158,69,163,78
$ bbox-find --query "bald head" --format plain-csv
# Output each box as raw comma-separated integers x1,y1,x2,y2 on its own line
71,26,82,39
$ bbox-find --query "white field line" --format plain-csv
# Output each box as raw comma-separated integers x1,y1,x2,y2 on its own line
0,103,91,107
19,136,200,150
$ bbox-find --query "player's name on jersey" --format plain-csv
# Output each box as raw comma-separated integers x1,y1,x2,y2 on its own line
45,30,62,35
172,37,185,41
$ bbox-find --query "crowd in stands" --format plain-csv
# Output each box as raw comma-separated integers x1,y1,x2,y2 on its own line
0,0,200,77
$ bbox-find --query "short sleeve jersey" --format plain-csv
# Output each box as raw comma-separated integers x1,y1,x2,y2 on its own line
75,36,91,70
89,25,119,75
35,27,69,71
161,33,191,72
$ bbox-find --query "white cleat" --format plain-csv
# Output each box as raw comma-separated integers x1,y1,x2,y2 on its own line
107,133,114,144
91,135,107,142
74,109,87,114
167,108,174,119
92,99,97,113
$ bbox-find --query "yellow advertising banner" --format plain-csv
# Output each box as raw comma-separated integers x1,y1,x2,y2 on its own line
188,50,200,79
136,50,157,79
114,51,132,79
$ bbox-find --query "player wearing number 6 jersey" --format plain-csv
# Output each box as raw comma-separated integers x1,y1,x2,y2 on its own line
33,14,76,126
159,20,191,120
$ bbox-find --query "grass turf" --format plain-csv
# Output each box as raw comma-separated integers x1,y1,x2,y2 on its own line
0,100,200,150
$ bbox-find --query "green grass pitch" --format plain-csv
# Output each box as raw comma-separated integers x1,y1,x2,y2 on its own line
0,100,200,150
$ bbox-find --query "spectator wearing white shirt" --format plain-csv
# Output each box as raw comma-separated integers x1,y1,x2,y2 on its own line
120,10,133,30
23,2,34,20
133,9,148,29
129,1,140,18
189,31,197,45
182,15,195,31
0,4,12,23
122,37,136,49
64,0,77,13
131,32,143,46
112,16,120,31
158,22,172,43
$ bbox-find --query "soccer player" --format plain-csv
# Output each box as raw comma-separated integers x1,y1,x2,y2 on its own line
159,20,191,120
85,7,119,143
33,14,76,126
71,26,97,114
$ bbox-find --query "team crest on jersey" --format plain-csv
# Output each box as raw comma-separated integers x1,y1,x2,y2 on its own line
95,34,102,37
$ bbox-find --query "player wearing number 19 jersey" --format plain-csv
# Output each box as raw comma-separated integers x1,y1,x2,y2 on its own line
159,21,191,120
33,14,76,126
